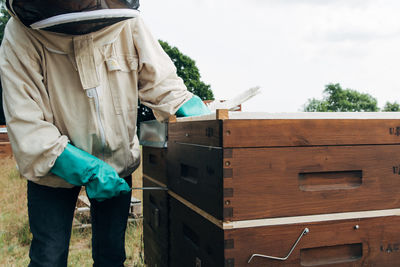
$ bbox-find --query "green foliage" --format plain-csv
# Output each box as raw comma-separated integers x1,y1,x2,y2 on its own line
0,1,10,45
159,40,214,101
383,101,400,112
303,83,379,112
138,40,214,123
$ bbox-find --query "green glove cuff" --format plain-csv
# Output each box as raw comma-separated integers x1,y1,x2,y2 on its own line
51,143,131,201
52,143,97,186
175,95,211,117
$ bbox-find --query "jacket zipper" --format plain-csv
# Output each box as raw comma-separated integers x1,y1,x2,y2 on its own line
86,88,106,157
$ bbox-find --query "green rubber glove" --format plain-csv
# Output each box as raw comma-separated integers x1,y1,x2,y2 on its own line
51,144,131,201
175,95,211,117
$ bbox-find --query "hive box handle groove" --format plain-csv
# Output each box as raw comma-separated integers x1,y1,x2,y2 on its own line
300,243,362,266
299,170,362,191
180,164,199,185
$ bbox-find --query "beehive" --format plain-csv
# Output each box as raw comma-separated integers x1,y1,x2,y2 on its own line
142,111,400,267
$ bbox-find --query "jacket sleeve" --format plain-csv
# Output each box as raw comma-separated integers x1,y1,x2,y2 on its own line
132,17,193,121
0,23,68,180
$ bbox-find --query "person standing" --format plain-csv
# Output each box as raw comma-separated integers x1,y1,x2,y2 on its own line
0,1,210,266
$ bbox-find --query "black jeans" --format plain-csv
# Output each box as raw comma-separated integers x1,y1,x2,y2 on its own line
27,177,132,267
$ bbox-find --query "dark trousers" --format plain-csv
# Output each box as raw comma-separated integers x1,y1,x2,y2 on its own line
27,177,132,267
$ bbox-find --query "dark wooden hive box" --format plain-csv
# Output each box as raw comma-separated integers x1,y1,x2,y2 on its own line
141,111,400,267
168,112,400,221
170,196,400,267
142,176,169,267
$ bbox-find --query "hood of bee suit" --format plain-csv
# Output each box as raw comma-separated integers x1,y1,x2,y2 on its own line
6,0,140,35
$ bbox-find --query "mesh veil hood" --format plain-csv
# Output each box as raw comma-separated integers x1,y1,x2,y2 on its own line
6,0,140,35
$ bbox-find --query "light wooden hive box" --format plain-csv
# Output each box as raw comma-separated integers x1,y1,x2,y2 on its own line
141,111,400,267
0,127,12,158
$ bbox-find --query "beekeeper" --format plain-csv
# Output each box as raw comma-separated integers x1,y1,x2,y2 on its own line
0,0,209,266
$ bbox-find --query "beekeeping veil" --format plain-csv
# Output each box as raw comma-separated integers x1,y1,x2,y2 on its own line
6,0,140,35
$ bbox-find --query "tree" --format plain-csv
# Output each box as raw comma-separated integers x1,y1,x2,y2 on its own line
0,0,10,45
138,40,214,124
383,101,400,112
303,83,379,112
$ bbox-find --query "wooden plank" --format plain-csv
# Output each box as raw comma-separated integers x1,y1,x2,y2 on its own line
0,142,12,158
176,111,400,122
216,109,229,120
78,195,91,207
168,115,177,123
224,208,400,229
0,134,8,142
227,145,400,221
0,126,8,142
169,190,223,229
168,120,222,147
169,119,400,147
223,119,400,148
143,174,167,188
129,201,142,217
225,216,400,266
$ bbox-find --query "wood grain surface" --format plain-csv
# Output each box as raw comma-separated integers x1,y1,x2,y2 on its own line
167,142,400,221
169,119,400,147
223,119,400,147
0,142,12,158
225,216,400,267
0,132,9,142
170,194,400,267
225,145,400,221
168,120,222,147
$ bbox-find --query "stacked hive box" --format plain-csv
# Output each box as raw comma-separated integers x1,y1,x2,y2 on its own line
142,111,400,267
0,126,12,158
140,120,170,267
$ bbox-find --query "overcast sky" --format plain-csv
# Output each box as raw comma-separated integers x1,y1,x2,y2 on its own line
140,0,400,112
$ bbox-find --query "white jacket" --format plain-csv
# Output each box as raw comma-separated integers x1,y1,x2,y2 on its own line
0,16,192,188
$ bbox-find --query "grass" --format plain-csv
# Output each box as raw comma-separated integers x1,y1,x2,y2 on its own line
0,157,145,266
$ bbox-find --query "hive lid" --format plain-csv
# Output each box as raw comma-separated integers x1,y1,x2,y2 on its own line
176,111,400,122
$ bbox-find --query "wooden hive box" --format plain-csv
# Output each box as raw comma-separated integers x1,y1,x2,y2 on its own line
0,126,12,158
167,112,400,222
142,177,169,267
140,120,169,267
169,196,400,267
141,111,400,266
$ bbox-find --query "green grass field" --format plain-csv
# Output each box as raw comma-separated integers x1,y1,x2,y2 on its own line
0,157,145,266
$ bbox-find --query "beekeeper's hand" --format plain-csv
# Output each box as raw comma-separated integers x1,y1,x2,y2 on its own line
175,95,211,117
51,144,131,201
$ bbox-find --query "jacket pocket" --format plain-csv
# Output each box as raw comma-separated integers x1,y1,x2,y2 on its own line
106,54,138,72
106,54,139,114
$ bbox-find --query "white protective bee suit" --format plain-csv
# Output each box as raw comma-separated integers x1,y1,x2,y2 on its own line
0,1,192,188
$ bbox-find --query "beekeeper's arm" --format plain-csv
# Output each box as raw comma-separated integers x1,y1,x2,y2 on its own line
0,23,129,201
0,30,67,180
134,17,210,120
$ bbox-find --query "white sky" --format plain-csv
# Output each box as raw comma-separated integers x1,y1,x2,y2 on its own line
140,0,400,112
